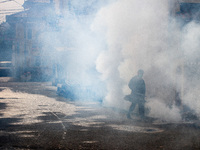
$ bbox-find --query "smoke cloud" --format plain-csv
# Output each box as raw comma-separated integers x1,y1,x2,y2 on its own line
38,0,200,122
181,21,200,118
93,0,173,106
92,0,200,121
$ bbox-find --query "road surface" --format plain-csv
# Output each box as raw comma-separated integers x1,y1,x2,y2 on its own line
0,77,200,150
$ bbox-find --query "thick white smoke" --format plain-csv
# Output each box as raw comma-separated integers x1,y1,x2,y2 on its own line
92,0,199,121
93,0,173,104
146,98,182,122
181,21,200,118
40,0,200,122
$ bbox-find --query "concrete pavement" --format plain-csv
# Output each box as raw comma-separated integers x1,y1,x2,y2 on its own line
0,78,200,149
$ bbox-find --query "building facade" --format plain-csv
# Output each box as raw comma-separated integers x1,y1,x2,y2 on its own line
6,0,95,81
6,0,60,81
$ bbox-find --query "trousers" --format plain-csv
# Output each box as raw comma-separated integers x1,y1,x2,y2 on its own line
128,101,145,117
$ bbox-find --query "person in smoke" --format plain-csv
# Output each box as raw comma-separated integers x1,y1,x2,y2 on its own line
126,69,146,119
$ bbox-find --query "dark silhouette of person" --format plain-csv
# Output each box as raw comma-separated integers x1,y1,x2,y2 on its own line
126,69,146,119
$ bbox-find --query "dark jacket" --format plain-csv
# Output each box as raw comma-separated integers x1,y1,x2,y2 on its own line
128,75,146,101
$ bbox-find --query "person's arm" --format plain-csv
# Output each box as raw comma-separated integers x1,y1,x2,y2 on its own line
128,77,135,90
144,81,146,95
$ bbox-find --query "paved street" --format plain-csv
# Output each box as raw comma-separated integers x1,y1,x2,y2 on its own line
0,77,200,150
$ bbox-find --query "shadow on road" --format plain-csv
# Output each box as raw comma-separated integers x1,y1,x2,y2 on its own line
0,79,200,149
0,102,6,116
0,104,200,149
0,81,58,99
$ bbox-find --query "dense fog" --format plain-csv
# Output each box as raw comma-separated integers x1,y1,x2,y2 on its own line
20,0,200,122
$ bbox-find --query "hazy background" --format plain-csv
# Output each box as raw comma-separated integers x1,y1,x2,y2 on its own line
92,0,200,122
2,0,200,122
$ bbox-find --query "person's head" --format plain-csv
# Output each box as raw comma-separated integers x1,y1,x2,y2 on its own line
137,69,144,78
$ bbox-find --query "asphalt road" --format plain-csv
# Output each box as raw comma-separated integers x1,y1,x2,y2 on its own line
0,77,200,150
